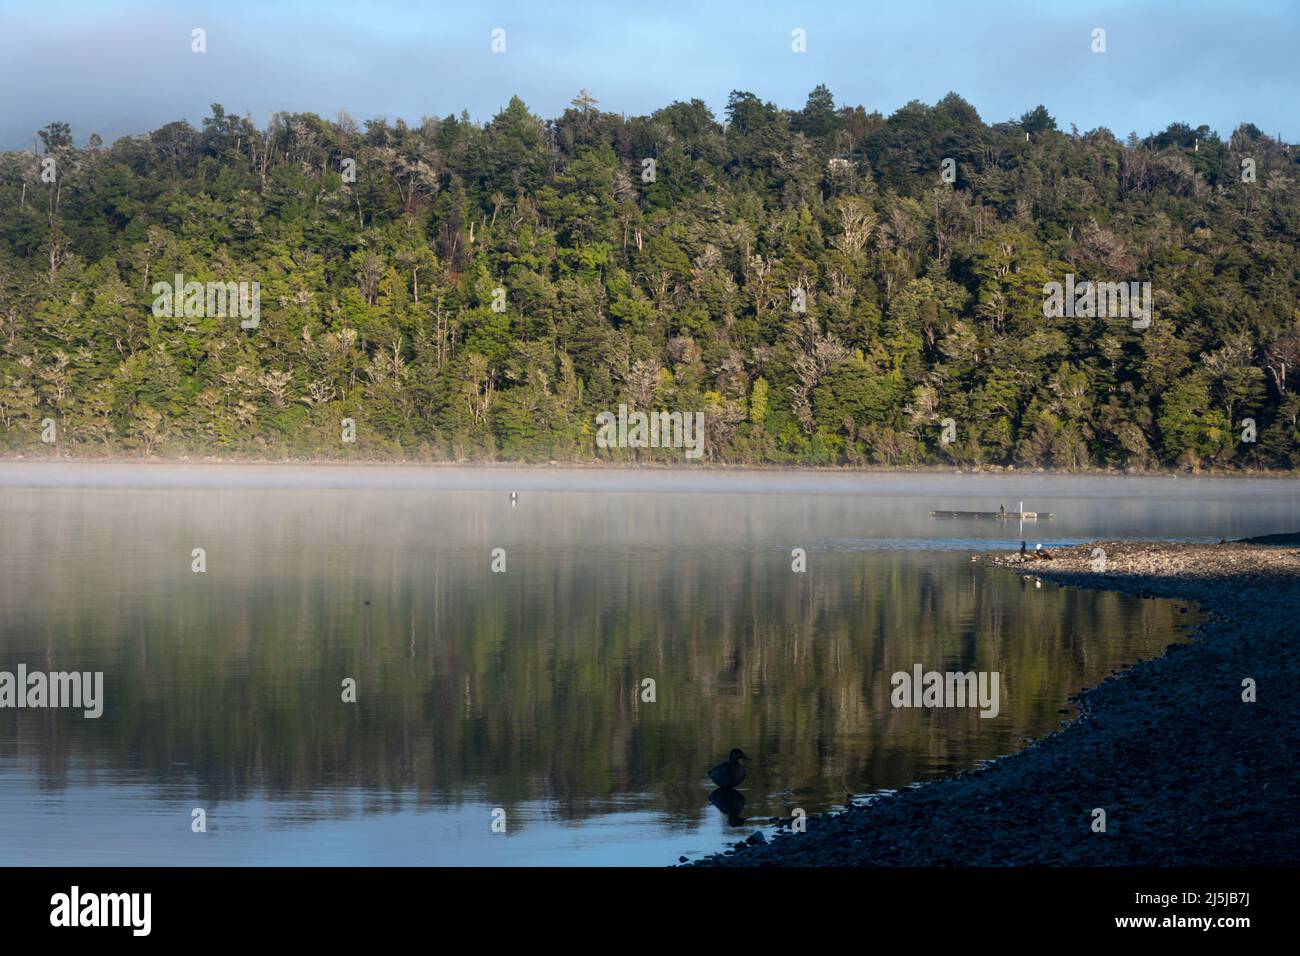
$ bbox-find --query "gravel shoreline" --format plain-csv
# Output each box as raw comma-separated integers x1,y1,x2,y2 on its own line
691,538,1300,866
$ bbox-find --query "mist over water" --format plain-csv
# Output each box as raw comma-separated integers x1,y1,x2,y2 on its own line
1,465,1294,864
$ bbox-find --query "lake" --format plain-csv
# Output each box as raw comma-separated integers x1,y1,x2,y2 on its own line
1,464,1296,865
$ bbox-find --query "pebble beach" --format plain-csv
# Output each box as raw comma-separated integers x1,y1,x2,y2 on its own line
693,536,1300,866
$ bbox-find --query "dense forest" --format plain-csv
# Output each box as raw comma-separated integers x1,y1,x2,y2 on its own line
1,89,1298,469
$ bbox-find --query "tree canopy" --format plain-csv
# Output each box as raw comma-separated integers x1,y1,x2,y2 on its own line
1,92,1297,469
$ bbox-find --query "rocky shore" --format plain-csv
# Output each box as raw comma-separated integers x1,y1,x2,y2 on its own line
692,538,1300,866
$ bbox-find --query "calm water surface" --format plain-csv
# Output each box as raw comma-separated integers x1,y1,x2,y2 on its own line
1,465,1296,865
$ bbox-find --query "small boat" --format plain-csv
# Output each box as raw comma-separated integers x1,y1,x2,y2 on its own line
930,510,1053,519
931,499,1052,519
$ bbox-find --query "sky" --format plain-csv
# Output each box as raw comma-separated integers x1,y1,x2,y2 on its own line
1,0,1297,149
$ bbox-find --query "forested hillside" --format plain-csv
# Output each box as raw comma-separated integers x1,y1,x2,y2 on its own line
2,89,1298,468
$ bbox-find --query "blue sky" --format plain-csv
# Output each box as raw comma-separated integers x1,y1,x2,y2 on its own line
1,0,1296,149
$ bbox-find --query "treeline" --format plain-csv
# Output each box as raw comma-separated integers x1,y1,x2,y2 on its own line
1,89,1298,469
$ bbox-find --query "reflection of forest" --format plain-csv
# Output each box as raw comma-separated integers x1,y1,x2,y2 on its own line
0,489,1193,820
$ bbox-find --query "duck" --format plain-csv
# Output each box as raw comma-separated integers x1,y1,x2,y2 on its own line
708,748,749,788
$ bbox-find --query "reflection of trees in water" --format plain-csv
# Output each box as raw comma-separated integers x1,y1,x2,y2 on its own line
0,494,1193,822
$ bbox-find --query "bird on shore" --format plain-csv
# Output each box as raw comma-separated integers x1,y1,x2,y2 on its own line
1019,541,1028,560
708,748,749,788
1035,543,1053,560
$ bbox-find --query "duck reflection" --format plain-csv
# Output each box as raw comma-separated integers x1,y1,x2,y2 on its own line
708,786,747,826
